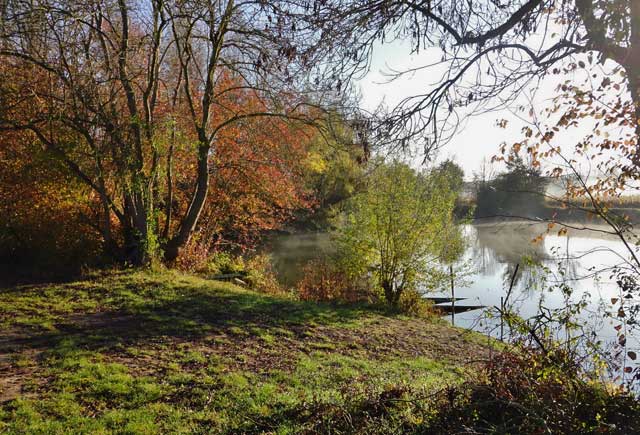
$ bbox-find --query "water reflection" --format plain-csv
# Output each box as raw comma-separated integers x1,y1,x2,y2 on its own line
452,222,636,351
264,222,636,346
470,222,551,292
264,222,638,383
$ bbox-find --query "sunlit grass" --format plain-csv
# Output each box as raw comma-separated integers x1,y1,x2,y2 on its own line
0,270,491,434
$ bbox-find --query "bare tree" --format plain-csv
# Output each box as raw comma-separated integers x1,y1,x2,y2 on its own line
310,1,639,156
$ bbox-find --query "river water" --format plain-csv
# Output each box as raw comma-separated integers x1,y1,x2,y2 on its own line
264,221,640,379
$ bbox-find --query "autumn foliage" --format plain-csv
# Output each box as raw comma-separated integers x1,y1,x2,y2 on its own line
0,67,317,274
0,131,103,279
0,0,346,267
167,76,315,255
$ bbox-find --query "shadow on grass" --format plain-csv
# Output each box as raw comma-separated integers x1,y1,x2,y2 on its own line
2,273,386,358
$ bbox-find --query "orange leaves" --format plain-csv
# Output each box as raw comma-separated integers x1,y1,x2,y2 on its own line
549,167,563,178
0,130,101,269
166,75,316,251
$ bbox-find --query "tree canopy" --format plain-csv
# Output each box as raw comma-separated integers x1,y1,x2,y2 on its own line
309,0,640,155
334,160,464,306
0,0,352,265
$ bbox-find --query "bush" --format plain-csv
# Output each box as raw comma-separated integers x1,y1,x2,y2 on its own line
243,254,285,295
397,290,437,318
297,260,378,303
202,251,246,276
172,237,210,272
428,349,640,434
193,251,285,295
333,160,464,307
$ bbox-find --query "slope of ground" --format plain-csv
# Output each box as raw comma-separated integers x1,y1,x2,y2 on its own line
0,270,493,434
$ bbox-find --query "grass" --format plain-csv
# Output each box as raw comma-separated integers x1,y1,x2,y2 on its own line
0,270,493,434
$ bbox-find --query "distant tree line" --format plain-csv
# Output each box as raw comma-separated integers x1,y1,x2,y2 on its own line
473,154,548,219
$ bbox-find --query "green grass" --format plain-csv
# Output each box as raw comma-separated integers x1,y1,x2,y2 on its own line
0,270,492,434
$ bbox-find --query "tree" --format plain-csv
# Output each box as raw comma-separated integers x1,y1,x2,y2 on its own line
0,0,339,265
0,129,102,279
171,84,318,255
310,1,640,156
302,114,367,226
0,67,320,275
334,160,463,306
475,152,548,218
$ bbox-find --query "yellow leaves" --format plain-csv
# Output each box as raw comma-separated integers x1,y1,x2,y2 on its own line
557,228,568,236
303,151,327,173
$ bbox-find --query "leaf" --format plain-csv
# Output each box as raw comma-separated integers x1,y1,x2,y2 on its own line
628,351,637,361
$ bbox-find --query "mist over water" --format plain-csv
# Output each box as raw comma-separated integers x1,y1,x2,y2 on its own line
450,223,627,337
265,221,639,379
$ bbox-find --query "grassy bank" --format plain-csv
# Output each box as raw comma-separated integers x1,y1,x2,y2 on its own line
0,271,493,434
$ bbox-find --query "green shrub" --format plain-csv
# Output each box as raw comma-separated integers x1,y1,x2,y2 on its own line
397,290,437,318
197,252,285,295
202,252,246,276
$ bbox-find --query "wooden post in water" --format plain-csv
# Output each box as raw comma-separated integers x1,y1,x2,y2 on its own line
450,265,455,325
501,264,519,343
500,296,504,342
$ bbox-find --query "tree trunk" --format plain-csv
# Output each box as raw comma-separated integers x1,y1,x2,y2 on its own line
629,0,640,165
122,186,153,266
164,142,210,261
382,279,397,306
628,69,640,160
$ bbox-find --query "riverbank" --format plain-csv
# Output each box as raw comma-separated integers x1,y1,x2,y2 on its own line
0,270,493,433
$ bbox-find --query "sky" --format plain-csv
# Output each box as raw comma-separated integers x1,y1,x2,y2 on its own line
355,40,571,180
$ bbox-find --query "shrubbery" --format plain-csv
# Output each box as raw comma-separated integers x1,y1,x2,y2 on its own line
291,347,640,434
189,251,285,296
296,259,437,317
297,260,377,303
333,160,464,307
428,349,640,434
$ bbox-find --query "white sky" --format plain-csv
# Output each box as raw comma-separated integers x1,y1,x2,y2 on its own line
356,40,581,180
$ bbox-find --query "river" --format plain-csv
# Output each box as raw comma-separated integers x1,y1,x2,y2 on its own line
263,221,640,380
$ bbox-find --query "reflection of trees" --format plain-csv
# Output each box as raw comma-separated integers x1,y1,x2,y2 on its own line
469,222,554,293
265,233,334,287
469,222,591,297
